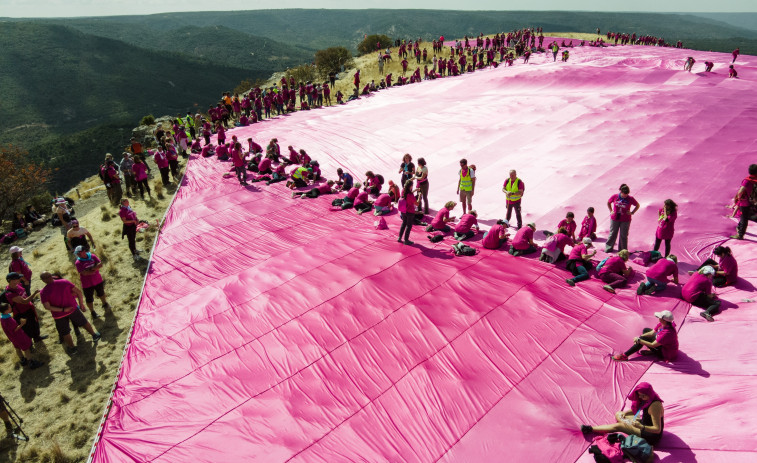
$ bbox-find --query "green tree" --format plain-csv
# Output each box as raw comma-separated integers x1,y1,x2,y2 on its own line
314,47,353,79
357,34,393,55
0,144,51,221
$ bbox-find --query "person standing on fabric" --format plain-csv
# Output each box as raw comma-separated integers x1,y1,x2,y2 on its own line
456,159,475,215
398,180,417,245
682,266,721,322
74,247,109,317
503,170,524,229
231,142,248,186
399,154,415,187
66,220,95,252
415,158,429,214
119,199,142,261
731,164,757,240
637,255,679,295
39,272,100,354
1,301,44,369
565,238,596,286
732,47,740,63
132,155,152,199
581,382,665,448
605,184,640,253
4,272,47,343
612,310,679,363
8,246,32,295
691,246,737,288
653,199,677,256
598,249,632,294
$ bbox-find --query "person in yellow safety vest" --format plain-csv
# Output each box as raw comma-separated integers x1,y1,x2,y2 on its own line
183,111,196,140
503,169,525,229
456,158,476,215
287,166,311,190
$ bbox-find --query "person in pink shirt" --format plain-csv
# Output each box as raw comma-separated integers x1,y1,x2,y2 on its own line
284,146,300,166
398,180,417,245
578,207,597,241
732,47,740,63
39,272,100,354
247,138,263,155
257,157,272,176
4,272,46,342
540,227,572,263
363,171,381,196
682,266,720,321
653,199,677,257
605,184,640,253
231,142,248,186
598,250,632,294
557,212,577,243
74,247,109,316
1,301,43,369
118,199,142,261
453,211,479,241
731,164,757,239
483,220,510,250
200,143,215,158
612,310,679,363
8,246,32,295
353,190,373,214
131,155,151,199
565,238,597,286
429,201,457,233
637,255,679,295
692,246,738,288
373,193,393,215
153,146,170,184
293,181,335,199
509,223,537,255
729,65,738,78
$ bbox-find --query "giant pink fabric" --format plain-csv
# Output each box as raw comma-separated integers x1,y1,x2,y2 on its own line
93,42,756,462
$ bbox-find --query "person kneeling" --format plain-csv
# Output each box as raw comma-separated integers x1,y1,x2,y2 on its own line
637,255,679,295
373,193,393,215
453,210,479,241
613,310,678,362
482,219,509,250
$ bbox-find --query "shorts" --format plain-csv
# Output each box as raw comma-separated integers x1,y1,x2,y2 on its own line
459,189,473,203
83,282,105,302
54,308,88,337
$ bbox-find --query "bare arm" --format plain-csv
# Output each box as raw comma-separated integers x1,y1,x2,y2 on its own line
734,185,746,202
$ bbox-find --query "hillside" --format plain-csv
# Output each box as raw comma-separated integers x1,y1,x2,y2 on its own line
0,22,266,191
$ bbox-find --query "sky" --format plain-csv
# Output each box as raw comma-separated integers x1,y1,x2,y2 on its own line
1,0,755,18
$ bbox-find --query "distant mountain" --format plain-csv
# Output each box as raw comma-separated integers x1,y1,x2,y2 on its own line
687,13,757,33
0,22,266,190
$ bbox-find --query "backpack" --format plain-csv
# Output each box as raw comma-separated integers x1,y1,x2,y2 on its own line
748,178,757,206
376,174,384,185
621,434,653,461
544,234,558,252
588,434,624,463
455,244,477,256
1,232,17,244
428,234,444,243
375,217,388,230
331,198,344,207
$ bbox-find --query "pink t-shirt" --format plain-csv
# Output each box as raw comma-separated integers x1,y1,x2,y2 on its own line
75,254,103,289
40,279,79,319
374,194,391,207
578,215,597,239
599,256,626,276
512,226,534,250
430,209,450,229
681,273,712,302
608,193,639,222
231,148,245,168
455,214,478,233
558,219,577,238
317,183,332,194
482,224,505,249
153,150,169,169
568,243,588,261
346,187,360,200
736,178,756,207
552,233,573,253
655,208,677,240
4,284,34,315
132,162,148,181
258,158,272,172
119,206,137,223
653,322,679,361
1,316,31,350
354,191,369,206
646,259,678,282
9,258,32,282
719,254,738,285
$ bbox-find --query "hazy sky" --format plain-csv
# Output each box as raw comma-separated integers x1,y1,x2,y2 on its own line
1,0,755,18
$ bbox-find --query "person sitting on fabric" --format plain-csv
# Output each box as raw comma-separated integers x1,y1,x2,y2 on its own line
353,190,373,215
565,238,596,286
690,246,737,288
581,382,665,449
557,212,577,243
598,249,632,294
453,211,479,241
284,146,300,165
613,310,678,363
429,201,457,233
483,219,509,250
509,223,537,256
292,181,335,199
637,255,679,295
386,180,400,202
539,227,572,263
337,187,360,210
335,168,353,191
578,207,597,241
682,265,721,322
373,193,393,215
363,171,381,196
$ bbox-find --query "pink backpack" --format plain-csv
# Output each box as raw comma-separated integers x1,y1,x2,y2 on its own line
588,434,624,463
375,217,388,230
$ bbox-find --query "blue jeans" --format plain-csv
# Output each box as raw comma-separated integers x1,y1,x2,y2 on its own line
573,265,590,283
644,277,667,292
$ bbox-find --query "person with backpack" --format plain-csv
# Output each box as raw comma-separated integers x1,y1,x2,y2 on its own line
456,159,475,215
397,180,417,245
363,171,381,196
581,381,665,449
612,310,679,363
731,163,757,240
539,227,571,263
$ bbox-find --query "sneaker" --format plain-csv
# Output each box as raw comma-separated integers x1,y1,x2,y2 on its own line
67,346,78,355
91,311,100,319
644,286,656,296
19,357,28,367
687,270,695,275
636,284,646,295
29,360,44,369
603,285,616,294
580,425,593,434
397,238,402,243
92,332,102,343
730,234,743,240
566,279,575,287
34,335,49,342
700,311,714,322
403,240,414,245
612,353,628,362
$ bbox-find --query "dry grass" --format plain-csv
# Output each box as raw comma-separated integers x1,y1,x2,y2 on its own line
0,155,172,462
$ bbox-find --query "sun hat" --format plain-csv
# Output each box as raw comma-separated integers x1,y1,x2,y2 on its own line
9,246,22,254
582,237,593,246
654,310,674,322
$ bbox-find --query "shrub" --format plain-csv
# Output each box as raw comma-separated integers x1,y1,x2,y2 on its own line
0,144,51,221
357,34,393,55
314,47,353,79
140,114,155,126
285,64,318,86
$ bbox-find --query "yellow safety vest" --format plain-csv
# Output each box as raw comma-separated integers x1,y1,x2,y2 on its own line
505,177,522,201
459,169,473,191
293,167,307,180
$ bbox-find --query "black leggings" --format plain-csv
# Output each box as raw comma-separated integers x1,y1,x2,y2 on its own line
691,293,722,315
136,179,151,197
14,310,41,341
399,212,414,241
123,223,137,255
653,237,671,257
623,328,663,358
698,258,728,287
355,202,372,213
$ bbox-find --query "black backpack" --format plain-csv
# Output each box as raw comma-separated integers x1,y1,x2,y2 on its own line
376,174,384,185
